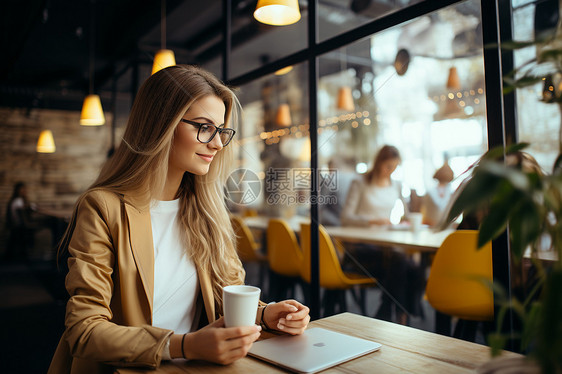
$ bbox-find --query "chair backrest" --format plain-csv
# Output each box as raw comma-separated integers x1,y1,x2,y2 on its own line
266,219,302,277
230,215,260,262
300,223,353,289
425,230,493,321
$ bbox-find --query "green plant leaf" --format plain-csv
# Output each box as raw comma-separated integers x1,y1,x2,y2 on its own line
478,186,519,247
478,162,530,191
488,333,507,357
510,75,544,89
509,200,542,259
482,143,530,162
553,154,562,176
499,40,541,50
521,301,541,351
536,270,562,371
444,171,500,224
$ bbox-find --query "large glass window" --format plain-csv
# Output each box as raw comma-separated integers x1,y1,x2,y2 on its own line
313,0,487,326
318,0,424,42
226,3,308,79
512,0,560,170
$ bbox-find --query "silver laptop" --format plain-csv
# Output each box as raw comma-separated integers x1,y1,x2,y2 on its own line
248,327,381,373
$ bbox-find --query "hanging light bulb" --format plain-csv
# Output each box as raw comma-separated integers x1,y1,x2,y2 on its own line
275,103,292,127
80,94,106,125
152,0,176,75
254,0,301,26
80,0,105,126
37,130,56,153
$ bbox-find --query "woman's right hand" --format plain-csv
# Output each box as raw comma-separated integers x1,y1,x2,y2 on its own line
183,317,261,365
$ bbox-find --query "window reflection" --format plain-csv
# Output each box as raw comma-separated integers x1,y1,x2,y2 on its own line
318,0,486,228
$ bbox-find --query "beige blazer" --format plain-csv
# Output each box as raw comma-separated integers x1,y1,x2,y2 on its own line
48,189,219,374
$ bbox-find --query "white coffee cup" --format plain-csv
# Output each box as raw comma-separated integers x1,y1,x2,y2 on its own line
409,212,423,233
223,285,261,327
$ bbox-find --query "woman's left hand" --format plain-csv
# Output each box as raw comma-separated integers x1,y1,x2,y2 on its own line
263,299,310,335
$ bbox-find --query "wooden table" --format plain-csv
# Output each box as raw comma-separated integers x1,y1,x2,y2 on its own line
115,312,521,373
244,216,454,253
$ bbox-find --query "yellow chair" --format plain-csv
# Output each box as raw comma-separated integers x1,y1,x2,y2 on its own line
300,223,376,315
230,215,267,286
266,218,303,300
425,230,493,322
242,208,259,217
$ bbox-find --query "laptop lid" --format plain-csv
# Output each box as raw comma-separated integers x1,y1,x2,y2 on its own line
248,327,382,373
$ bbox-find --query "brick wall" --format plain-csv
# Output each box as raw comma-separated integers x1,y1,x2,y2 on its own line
0,107,115,255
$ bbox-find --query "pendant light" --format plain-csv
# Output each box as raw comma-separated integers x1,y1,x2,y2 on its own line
336,49,355,112
80,0,105,126
254,0,301,26
442,66,463,118
274,65,293,76
37,130,56,153
337,87,355,112
275,103,292,127
152,0,176,75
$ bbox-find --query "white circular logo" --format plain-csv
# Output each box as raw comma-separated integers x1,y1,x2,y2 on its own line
226,168,261,205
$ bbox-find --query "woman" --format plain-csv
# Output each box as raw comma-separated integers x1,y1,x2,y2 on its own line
48,65,309,374
341,145,407,227
340,145,422,324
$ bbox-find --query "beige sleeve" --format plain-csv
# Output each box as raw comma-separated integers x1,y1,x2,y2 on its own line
63,191,172,369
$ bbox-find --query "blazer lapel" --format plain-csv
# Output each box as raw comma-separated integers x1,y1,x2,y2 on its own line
197,266,216,323
124,203,155,315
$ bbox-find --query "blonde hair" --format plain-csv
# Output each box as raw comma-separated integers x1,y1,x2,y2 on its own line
60,65,244,314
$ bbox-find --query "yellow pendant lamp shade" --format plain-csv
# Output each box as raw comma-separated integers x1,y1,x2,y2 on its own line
152,49,176,75
37,130,56,153
80,94,106,126
275,103,292,127
274,65,293,75
337,87,355,112
254,0,301,26
446,67,461,90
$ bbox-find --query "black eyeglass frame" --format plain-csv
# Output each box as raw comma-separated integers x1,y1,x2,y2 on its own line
180,119,236,146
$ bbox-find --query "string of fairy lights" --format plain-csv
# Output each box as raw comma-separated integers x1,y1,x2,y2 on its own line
235,86,486,147
236,110,372,146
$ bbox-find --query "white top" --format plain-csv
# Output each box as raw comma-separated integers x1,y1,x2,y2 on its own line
150,199,199,334
10,197,25,226
341,178,405,227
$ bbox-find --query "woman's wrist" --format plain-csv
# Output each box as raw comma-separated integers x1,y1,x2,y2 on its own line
169,333,191,359
260,302,275,330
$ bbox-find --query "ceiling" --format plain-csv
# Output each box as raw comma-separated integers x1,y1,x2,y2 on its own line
0,0,280,112
0,0,487,113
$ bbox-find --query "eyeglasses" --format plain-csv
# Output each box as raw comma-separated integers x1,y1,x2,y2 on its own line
180,119,236,147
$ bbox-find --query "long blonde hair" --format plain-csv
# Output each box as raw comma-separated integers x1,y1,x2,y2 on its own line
60,65,244,314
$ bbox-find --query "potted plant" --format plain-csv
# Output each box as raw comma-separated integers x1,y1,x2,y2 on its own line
441,142,562,374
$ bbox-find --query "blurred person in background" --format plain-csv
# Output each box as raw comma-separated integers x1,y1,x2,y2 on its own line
4,182,36,261
422,160,454,227
341,145,423,325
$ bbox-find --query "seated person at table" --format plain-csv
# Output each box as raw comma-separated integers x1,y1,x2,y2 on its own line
421,161,454,227
4,181,37,262
340,145,423,324
48,65,310,374
341,145,408,227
